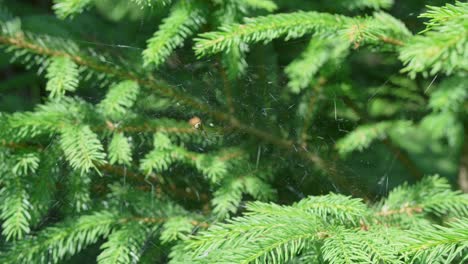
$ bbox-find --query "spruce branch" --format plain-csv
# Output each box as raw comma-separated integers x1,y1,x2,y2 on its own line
379,176,468,219
212,170,276,219
130,0,172,7
122,216,209,228
160,216,194,243
403,220,468,263
221,42,249,80
108,132,133,165
194,11,409,57
0,11,386,194
140,133,247,184
59,125,107,174
429,76,467,113
420,112,462,148
98,80,140,121
0,211,118,263
294,194,367,225
0,31,288,151
29,155,57,225
340,0,394,10
336,120,413,156
194,12,348,56
65,171,92,213
0,2,467,263
322,227,404,264
215,1,249,80
375,205,423,217
349,12,410,48
12,153,40,176
321,227,366,264
239,0,278,12
142,0,206,67
420,1,468,33
99,163,212,202
97,222,149,264
421,76,467,149
0,207,205,264
0,153,41,241
174,203,321,263
0,32,244,132
211,177,243,219
45,56,79,98
399,2,468,77
285,37,349,93
6,97,87,139
0,175,32,241
174,176,468,263
53,0,93,19
0,139,210,203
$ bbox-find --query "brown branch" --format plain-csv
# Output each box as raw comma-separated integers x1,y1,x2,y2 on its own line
379,36,404,46
219,149,246,161
103,123,196,134
375,204,423,217
0,139,43,151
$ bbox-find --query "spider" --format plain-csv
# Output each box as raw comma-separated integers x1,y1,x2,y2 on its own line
189,116,202,130
189,116,211,140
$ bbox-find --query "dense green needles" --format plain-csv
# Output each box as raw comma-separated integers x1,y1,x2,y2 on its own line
0,0,467,263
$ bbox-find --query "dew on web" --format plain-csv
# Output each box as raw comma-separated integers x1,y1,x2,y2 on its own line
367,79,389,103
378,153,397,197
424,74,438,94
144,178,155,209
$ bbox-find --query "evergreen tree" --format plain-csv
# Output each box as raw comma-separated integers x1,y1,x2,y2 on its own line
0,0,467,263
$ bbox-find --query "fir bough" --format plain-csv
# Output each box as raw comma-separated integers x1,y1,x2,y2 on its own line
174,176,468,263
0,0,467,263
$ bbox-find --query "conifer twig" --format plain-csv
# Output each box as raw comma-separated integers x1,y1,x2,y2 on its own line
376,204,423,217
0,140,212,202
99,164,213,202
379,36,404,46
0,34,358,194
